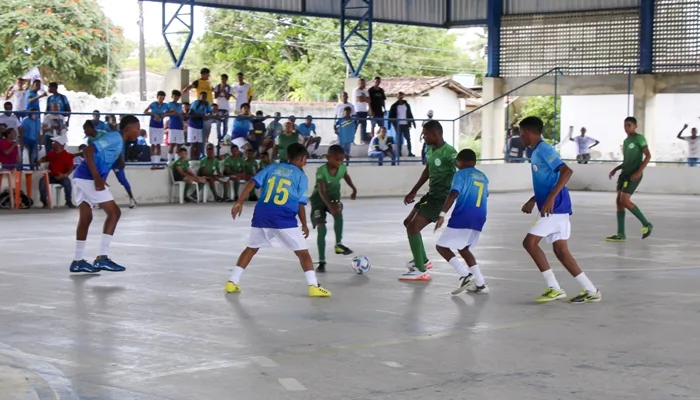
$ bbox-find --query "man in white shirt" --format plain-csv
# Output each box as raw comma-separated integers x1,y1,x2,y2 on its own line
352,78,370,144
4,78,28,117
569,127,599,164
232,72,253,115
368,126,397,166
0,102,21,135
214,73,233,143
335,91,355,119
677,124,700,167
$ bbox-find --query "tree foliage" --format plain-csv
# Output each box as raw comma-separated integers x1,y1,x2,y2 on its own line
0,0,128,97
197,10,483,102
517,96,561,141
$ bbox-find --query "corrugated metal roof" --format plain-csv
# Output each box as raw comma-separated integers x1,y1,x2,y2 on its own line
504,0,640,15
452,0,488,22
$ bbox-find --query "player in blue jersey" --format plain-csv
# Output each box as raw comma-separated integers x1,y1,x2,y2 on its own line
225,142,331,297
434,149,490,295
519,116,601,304
167,90,185,163
144,91,171,168
70,116,141,274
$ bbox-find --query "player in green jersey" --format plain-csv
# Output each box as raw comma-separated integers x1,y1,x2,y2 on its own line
607,116,653,241
198,144,224,202
223,144,246,200
310,145,358,272
400,120,457,281
242,148,259,201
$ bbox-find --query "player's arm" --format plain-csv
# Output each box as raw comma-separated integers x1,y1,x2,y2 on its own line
677,124,688,139
181,81,195,93
435,189,459,231
541,164,573,216
231,180,257,219
589,138,600,149
343,173,357,199
634,147,651,179
82,144,106,190
143,105,152,116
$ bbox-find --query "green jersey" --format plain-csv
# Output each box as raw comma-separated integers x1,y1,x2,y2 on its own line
243,158,258,175
276,133,300,161
199,157,220,175
426,143,457,196
172,159,190,181
311,164,347,204
224,156,245,174
621,133,648,175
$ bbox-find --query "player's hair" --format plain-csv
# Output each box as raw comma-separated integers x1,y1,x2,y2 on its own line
178,147,187,153
423,120,443,135
157,91,166,97
519,116,543,134
206,144,214,150
200,68,210,75
327,144,345,157
199,91,207,98
237,72,244,76
182,101,190,106
625,116,637,125
344,106,352,112
3,101,11,108
48,82,58,89
221,74,229,79
172,89,181,97
287,142,308,161
256,110,263,116
119,115,140,131
240,103,250,109
457,149,477,162
231,144,239,150
374,76,381,80
83,120,95,130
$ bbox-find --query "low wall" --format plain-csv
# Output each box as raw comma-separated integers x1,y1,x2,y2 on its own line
568,163,700,195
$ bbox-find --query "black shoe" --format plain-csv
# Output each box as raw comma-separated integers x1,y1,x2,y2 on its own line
408,153,416,157
316,262,326,273
66,202,77,209
334,244,353,255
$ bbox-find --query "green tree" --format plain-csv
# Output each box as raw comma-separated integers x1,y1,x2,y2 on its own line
0,0,127,97
517,96,561,141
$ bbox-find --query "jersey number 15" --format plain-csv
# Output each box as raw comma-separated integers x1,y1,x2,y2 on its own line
263,176,292,205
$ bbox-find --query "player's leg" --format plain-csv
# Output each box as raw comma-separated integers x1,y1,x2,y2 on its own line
71,201,98,273
524,214,568,303
92,199,125,272
399,205,432,280
457,245,488,293
275,227,330,296
606,190,627,241
225,246,259,293
551,239,601,303
620,183,652,239
311,204,328,272
333,203,352,256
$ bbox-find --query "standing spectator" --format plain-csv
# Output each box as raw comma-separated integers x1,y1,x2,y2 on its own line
368,76,387,137
335,106,356,165
91,110,109,131
167,90,185,163
187,91,213,160
335,91,355,119
388,92,416,157
263,112,284,153
272,121,301,162
21,108,41,168
5,78,28,117
0,129,19,169
250,110,267,155
214,74,233,143
198,144,224,202
298,115,321,158
45,82,71,126
677,124,700,167
0,102,21,135
182,68,213,104
507,127,527,163
569,127,599,164
420,110,434,164
26,80,45,112
42,103,66,150
368,126,397,166
232,72,253,114
37,136,75,208
105,115,119,132
353,78,370,144
231,103,253,149
144,91,171,169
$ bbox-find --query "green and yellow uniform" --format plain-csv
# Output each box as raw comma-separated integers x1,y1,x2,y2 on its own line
199,157,220,176
276,133,300,161
310,164,347,227
172,159,190,181
243,158,258,176
617,133,647,194
223,156,245,175
416,143,458,222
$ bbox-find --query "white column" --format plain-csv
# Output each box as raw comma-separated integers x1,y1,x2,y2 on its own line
632,74,656,151
480,77,506,161
166,69,190,102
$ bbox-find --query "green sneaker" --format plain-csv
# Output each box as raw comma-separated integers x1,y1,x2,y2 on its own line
569,290,602,304
535,287,567,303
641,223,653,239
605,234,626,242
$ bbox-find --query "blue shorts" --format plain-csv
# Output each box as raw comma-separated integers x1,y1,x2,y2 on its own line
340,142,352,155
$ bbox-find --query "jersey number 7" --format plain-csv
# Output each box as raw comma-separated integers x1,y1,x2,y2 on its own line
474,181,484,207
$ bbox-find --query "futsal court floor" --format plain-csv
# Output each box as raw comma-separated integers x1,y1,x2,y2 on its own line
1,192,699,400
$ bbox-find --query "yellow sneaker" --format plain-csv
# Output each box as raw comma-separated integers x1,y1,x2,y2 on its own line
224,281,240,293
309,285,331,297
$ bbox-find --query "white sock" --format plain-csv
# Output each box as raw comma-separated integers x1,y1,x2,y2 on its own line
447,257,470,277
541,269,562,291
99,234,112,257
74,240,86,261
152,155,159,164
469,264,486,286
575,272,597,293
229,266,245,284
304,270,318,286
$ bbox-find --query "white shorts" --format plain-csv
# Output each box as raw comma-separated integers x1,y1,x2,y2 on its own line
232,137,249,149
436,227,481,249
169,129,184,144
149,127,164,145
248,227,308,251
74,178,114,207
529,214,571,243
188,127,202,143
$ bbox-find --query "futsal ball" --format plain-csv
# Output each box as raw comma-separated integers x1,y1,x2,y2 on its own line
350,256,371,275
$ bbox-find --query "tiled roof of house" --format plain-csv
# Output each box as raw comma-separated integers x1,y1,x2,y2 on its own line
379,76,481,98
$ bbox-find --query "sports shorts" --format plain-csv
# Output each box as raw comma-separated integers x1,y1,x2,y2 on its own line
617,174,641,195
311,200,342,228
169,129,184,144
149,127,164,145
415,192,447,223
187,127,202,144
248,227,308,251
436,227,481,249
74,178,114,207
528,214,571,244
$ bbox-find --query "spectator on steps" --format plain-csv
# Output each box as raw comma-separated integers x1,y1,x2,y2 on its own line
272,121,302,162
250,110,267,155
569,126,599,164
42,102,66,149
45,82,72,127
388,92,416,157
0,102,21,137
335,106,356,166
368,76,387,137
264,112,284,153
335,91,355,120
37,135,76,208
21,108,41,169
353,78,370,144
187,91,212,160
368,127,397,166
171,147,206,202
298,115,321,159
0,129,19,170
5,77,28,118
231,103,253,150
214,74,233,141
198,144,223,202
222,144,246,200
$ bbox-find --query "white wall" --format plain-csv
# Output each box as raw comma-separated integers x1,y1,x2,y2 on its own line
567,163,700,195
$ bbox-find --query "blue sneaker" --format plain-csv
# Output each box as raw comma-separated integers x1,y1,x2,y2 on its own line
70,260,99,273
93,257,126,272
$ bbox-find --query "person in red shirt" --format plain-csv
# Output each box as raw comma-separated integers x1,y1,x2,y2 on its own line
0,128,19,169
38,135,76,208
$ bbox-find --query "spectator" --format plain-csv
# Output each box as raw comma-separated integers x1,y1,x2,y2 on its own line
42,102,66,149
368,76,387,137
182,68,213,105
37,135,76,208
0,102,21,135
26,80,45,112
5,77,28,117
214,74,233,142
335,91,356,120
105,115,119,132
187,91,213,160
232,72,253,114
167,90,185,162
420,109,434,164
507,127,527,163
21,108,41,168
264,112,284,152
388,92,416,157
368,126,397,166
91,110,109,131
231,102,253,149
272,121,302,162
250,110,267,155
182,101,190,142
222,144,246,200
0,129,19,169
45,82,71,126
243,148,259,201
298,115,321,159
259,151,272,169
677,124,699,167
335,106,356,165
353,78,370,144
199,144,224,202
288,115,298,131
171,147,205,202
144,91,171,169
570,126,599,164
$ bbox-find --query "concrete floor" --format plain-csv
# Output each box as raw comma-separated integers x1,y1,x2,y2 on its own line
1,192,700,400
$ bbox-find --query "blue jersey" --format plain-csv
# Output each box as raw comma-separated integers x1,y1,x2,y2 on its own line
20,117,41,143
530,140,572,214
232,114,253,138
148,101,170,128
336,118,356,145
93,120,109,132
297,123,316,137
188,100,212,129
74,131,124,180
448,167,489,231
46,93,70,113
168,102,184,130
251,163,308,229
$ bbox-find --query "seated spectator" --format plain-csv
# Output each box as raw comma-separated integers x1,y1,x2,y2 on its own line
264,112,284,152
37,136,76,208
222,144,246,200
231,103,253,150
73,144,86,167
106,115,119,132
335,106,356,165
0,129,19,170
250,110,267,155
0,102,21,136
243,148,259,201
298,115,321,159
171,147,205,202
272,121,302,162
198,144,224,202
21,108,41,169
259,151,272,169
42,102,66,149
368,127,397,166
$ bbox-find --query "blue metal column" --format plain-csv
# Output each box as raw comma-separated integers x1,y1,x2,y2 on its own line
340,0,373,77
162,0,195,68
486,0,503,77
639,0,654,74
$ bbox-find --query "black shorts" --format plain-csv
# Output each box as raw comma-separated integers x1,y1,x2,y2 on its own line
311,200,342,228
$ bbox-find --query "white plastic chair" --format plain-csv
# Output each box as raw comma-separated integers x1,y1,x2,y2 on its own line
169,167,199,204
49,184,64,208
202,180,223,203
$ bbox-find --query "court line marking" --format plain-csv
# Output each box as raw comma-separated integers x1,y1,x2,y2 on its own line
130,360,250,382
383,361,403,368
250,355,279,368
278,378,307,391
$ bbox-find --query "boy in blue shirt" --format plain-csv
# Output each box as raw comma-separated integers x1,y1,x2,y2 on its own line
226,142,331,297
298,115,321,158
188,91,212,160
167,90,185,163
20,108,41,168
144,91,170,168
434,149,489,295
335,106,356,165
70,116,141,274
519,116,601,304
